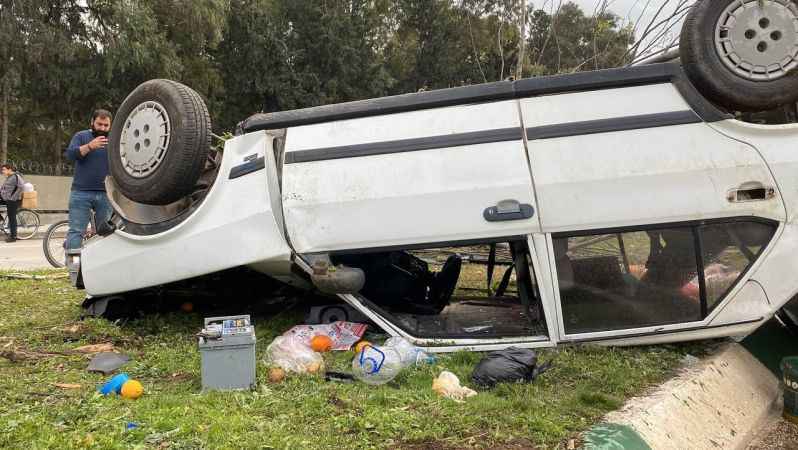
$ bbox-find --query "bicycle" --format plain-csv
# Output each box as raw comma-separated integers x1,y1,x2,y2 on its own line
0,204,41,240
43,213,96,268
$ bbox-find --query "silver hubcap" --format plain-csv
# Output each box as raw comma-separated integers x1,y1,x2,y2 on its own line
715,0,798,81
120,101,171,178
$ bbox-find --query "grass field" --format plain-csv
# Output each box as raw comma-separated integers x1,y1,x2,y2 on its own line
0,270,697,449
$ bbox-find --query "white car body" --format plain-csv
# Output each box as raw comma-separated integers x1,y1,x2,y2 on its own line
80,63,798,351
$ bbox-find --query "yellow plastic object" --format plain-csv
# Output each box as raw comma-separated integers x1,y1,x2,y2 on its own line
353,340,371,354
120,380,144,399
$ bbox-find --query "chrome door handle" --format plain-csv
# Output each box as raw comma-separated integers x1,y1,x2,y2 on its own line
484,199,534,222
726,182,776,203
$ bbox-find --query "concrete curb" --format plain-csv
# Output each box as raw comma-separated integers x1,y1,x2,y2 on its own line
583,342,781,450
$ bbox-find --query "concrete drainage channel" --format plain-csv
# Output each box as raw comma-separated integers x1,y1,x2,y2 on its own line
580,320,798,450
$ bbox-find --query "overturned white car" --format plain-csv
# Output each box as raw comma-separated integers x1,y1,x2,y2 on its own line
74,0,798,351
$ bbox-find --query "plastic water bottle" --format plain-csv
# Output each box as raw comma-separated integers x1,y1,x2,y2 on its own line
384,337,436,367
352,345,402,385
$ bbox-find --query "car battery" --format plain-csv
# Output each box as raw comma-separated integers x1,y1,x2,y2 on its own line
197,315,256,391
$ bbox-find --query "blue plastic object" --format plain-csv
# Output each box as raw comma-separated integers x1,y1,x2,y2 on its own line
99,373,129,395
359,345,385,374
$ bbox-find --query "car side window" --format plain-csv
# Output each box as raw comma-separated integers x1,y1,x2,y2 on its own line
554,220,777,334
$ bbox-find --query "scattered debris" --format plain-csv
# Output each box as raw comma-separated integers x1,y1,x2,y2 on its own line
120,379,144,399
0,348,73,362
471,347,552,388
284,321,367,351
99,373,130,395
324,371,356,383
352,344,402,385
144,428,180,446
383,337,436,367
74,343,116,354
432,371,477,402
462,325,493,333
268,367,286,383
98,373,144,399
265,335,323,374
310,335,333,353
0,272,69,280
87,352,130,374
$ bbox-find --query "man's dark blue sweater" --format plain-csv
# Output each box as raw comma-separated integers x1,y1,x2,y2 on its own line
65,130,109,191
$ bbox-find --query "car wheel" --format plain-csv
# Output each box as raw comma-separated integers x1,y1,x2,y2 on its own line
108,79,211,205
681,0,798,111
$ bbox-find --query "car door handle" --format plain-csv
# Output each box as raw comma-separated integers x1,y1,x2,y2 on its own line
483,199,534,222
726,182,776,203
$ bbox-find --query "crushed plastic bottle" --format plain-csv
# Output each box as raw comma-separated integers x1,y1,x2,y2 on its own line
352,345,403,385
384,337,436,368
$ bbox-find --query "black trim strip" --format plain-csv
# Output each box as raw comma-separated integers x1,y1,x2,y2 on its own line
239,62,731,133
285,127,522,164
316,235,528,257
558,317,764,344
694,227,709,319
525,110,700,140
551,216,779,239
285,110,700,164
229,156,266,179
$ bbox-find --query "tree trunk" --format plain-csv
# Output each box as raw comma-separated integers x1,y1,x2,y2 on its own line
54,122,62,176
1,75,8,164
516,0,526,80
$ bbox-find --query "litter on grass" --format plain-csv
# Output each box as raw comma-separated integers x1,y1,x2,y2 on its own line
283,321,367,351
432,371,477,402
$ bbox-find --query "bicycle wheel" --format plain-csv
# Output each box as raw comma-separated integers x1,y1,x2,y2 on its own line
15,209,40,240
0,213,7,236
43,220,70,268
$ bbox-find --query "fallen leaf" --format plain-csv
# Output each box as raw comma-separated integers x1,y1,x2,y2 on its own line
74,343,115,354
54,383,81,389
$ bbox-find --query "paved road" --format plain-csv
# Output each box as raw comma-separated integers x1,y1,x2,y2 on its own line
0,238,55,270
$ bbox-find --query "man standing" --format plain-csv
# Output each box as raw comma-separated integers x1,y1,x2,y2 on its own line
0,163,24,242
65,109,114,250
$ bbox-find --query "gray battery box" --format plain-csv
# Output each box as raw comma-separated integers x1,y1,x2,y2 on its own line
198,315,256,391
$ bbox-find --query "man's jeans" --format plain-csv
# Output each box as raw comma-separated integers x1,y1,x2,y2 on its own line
67,190,112,250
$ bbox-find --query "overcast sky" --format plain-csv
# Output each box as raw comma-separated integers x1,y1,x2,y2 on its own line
566,0,696,54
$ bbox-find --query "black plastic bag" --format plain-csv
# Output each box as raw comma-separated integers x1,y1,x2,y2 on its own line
471,347,552,388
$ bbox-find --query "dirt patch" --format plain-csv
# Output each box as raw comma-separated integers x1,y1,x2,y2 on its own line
393,438,540,450
747,418,798,450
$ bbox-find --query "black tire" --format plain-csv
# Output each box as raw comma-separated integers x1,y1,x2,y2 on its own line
43,220,69,268
14,209,40,240
108,79,211,205
681,0,798,111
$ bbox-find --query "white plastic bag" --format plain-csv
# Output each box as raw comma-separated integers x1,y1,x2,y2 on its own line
22,182,34,193
432,371,477,402
265,335,324,374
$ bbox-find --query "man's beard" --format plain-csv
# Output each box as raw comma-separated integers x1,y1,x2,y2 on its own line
91,127,108,137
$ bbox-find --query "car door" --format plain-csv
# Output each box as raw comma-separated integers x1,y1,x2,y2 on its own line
281,99,541,254
520,81,786,343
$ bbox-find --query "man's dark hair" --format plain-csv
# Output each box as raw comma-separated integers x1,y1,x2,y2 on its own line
91,109,113,122
1,163,15,171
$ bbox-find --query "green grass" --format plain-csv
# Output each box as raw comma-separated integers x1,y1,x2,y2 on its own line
0,271,695,449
